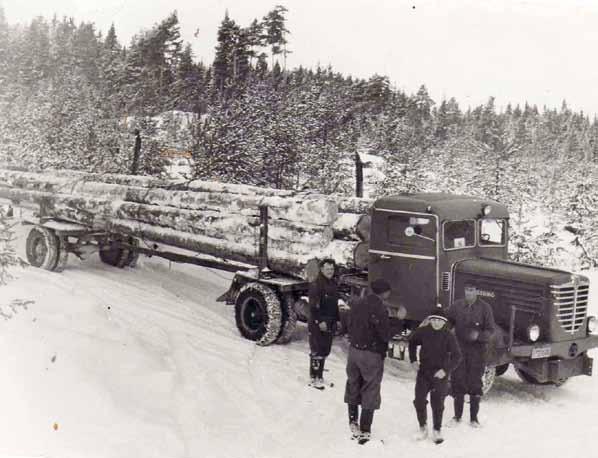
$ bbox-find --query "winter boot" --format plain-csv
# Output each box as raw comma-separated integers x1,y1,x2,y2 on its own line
453,394,464,421
357,431,371,445
431,429,444,445
348,404,360,439
358,409,374,444
447,417,462,428
310,356,322,387
470,395,481,427
415,425,428,441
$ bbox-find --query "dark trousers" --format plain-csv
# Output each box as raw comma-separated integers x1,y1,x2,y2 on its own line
451,344,485,396
344,346,385,410
309,321,334,379
413,371,448,431
308,321,334,358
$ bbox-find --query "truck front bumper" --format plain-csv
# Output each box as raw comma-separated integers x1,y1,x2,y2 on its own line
511,335,598,383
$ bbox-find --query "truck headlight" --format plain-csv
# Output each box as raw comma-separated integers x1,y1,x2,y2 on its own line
527,324,540,342
588,316,597,335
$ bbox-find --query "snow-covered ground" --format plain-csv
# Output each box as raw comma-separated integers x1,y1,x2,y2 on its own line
1,223,598,458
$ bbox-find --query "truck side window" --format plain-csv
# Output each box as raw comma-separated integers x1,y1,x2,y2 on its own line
479,219,506,245
387,214,433,248
443,220,475,250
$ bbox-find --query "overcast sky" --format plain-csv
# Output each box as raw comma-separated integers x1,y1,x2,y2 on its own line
4,0,598,116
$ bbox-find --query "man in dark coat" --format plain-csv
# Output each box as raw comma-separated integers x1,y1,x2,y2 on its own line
447,282,496,427
308,259,340,390
344,279,392,444
409,306,462,444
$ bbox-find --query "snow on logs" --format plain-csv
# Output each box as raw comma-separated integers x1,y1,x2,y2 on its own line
0,168,373,277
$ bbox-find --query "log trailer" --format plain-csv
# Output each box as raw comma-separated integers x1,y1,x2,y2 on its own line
17,193,598,393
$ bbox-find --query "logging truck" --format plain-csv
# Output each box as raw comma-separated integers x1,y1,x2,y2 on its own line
3,168,597,393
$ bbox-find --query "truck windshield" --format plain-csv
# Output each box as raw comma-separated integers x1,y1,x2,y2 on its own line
479,218,506,246
443,220,475,250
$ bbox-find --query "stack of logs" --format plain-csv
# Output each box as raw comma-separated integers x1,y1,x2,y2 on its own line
0,168,374,279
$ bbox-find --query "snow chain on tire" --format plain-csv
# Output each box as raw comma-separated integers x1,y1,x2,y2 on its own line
276,294,298,344
481,365,496,395
25,227,60,270
235,282,283,346
53,235,69,272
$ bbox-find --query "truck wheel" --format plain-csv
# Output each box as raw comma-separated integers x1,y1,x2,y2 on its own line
514,367,569,387
53,236,69,272
26,227,59,270
481,366,496,395
495,363,509,377
99,239,130,268
276,294,298,344
235,282,283,346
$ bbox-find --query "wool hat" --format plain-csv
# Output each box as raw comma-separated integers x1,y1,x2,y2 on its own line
427,306,448,322
371,279,392,295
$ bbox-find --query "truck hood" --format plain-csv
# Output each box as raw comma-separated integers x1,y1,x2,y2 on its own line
454,258,586,288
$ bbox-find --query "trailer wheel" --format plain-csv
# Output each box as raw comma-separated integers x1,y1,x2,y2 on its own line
514,366,568,387
235,282,283,346
276,294,298,344
99,238,132,268
26,227,59,270
125,237,140,268
495,363,509,377
481,366,496,395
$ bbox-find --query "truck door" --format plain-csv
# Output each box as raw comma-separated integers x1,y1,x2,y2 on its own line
368,209,438,321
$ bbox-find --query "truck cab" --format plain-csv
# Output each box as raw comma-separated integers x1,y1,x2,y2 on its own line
369,193,598,389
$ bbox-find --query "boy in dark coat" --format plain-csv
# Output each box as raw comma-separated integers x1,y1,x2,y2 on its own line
447,282,496,427
308,259,340,389
344,279,392,444
409,306,461,444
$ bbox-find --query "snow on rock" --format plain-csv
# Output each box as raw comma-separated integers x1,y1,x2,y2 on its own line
1,223,598,458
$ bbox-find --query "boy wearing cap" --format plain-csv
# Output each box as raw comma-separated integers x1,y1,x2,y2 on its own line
409,307,461,444
344,279,392,444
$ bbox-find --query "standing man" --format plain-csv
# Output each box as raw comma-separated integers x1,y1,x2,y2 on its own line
409,306,462,444
308,259,340,390
344,279,392,444
447,281,496,428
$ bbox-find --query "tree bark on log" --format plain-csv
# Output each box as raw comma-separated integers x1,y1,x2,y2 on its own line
116,202,334,248
0,169,338,226
0,187,112,228
333,213,371,241
109,219,362,278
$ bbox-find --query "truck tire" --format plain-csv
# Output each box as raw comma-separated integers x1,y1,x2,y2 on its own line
53,235,69,272
514,366,568,387
481,366,496,395
125,237,140,268
276,294,298,344
99,238,133,268
235,282,283,346
495,363,509,377
26,227,59,270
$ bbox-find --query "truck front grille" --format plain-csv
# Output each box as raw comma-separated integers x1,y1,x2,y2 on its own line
551,280,589,334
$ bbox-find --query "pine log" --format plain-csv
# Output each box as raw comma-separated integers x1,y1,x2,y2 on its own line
116,202,334,248
109,219,362,278
0,187,112,228
336,197,374,214
0,169,338,226
353,241,370,270
333,213,371,241
356,215,371,242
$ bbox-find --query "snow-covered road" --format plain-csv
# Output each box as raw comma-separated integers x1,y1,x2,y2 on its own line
1,224,597,458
